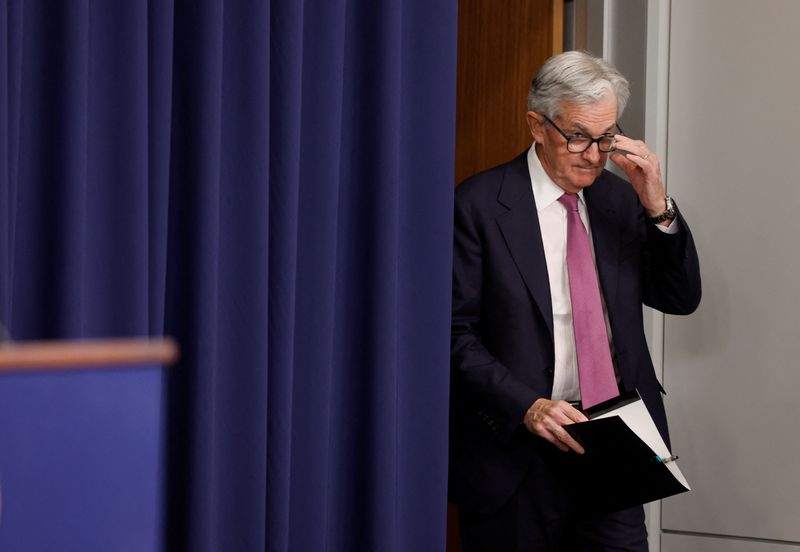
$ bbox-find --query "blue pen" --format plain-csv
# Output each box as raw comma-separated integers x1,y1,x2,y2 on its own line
655,454,679,464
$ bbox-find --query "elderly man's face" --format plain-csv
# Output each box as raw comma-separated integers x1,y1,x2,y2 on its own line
527,95,618,194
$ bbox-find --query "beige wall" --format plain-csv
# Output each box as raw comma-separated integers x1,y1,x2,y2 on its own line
661,0,800,550
593,1,800,549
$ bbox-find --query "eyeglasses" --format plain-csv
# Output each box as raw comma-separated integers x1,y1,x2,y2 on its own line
542,115,623,153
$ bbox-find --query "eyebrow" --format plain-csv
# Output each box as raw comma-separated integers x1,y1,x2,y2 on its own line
570,122,617,135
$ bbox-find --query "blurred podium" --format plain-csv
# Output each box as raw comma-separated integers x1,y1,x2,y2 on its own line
0,338,178,551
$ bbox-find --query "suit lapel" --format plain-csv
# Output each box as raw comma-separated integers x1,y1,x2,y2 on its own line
585,177,622,311
493,159,626,336
495,154,554,338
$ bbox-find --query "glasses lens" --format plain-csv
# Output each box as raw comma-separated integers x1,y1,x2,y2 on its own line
566,136,617,153
598,136,615,152
567,138,591,153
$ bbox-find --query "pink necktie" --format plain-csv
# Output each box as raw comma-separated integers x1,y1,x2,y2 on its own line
558,193,619,409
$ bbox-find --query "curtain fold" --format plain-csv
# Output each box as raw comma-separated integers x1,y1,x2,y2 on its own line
0,1,457,550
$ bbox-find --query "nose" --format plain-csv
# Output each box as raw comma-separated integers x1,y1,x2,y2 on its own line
582,141,602,164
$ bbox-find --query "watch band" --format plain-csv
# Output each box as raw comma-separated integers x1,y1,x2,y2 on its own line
647,196,676,224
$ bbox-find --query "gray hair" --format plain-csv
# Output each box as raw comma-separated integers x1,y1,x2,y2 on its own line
527,51,630,119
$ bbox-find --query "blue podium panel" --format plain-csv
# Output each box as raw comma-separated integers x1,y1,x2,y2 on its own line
0,365,164,552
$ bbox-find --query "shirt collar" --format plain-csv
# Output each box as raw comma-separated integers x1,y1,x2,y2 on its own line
526,144,586,211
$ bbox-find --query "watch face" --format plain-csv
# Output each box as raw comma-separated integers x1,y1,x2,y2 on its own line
649,197,676,223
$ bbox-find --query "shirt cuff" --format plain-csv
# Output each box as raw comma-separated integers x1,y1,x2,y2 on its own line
655,219,680,235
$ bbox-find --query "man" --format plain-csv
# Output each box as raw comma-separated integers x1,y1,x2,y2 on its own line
450,51,701,551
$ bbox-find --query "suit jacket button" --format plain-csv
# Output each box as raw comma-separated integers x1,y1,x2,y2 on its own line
545,368,554,377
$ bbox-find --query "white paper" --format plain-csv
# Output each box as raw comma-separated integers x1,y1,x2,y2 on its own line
593,397,691,490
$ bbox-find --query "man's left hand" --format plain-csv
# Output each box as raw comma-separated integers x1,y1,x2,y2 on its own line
610,135,669,221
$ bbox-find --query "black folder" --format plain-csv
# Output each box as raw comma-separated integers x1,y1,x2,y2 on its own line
560,391,690,514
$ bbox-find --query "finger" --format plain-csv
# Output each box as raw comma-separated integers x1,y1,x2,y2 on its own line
539,401,587,425
530,413,569,449
542,429,570,452
609,152,638,176
610,152,656,184
551,400,589,422
539,414,585,454
527,417,567,450
563,405,589,424
613,135,647,155
621,153,653,170
546,402,588,425
552,427,585,454
560,432,585,454
614,137,656,162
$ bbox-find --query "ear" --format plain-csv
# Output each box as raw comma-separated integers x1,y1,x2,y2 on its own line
526,111,546,143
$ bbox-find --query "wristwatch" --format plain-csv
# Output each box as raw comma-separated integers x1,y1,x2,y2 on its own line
647,196,676,224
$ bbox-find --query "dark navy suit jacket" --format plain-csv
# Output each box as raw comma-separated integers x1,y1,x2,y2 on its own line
449,151,701,515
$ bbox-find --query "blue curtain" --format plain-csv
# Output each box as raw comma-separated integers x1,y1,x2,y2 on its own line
0,1,457,550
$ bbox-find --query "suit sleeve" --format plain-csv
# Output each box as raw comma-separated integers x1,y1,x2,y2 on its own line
451,189,540,444
641,204,702,314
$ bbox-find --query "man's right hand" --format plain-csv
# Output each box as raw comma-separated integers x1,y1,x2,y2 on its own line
523,398,588,454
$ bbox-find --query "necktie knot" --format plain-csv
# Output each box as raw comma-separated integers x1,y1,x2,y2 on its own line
558,193,579,212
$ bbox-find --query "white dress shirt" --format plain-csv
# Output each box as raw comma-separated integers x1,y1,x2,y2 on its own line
526,145,677,402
